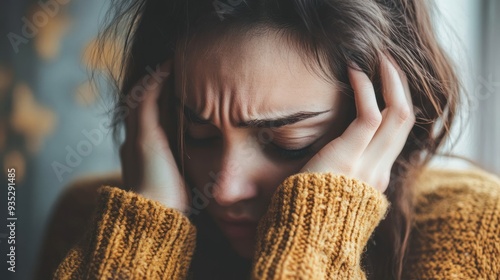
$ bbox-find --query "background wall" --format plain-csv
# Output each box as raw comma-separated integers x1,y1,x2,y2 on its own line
0,0,499,279
430,0,500,174
1,1,119,279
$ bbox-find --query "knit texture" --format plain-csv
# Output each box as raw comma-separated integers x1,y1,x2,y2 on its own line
47,168,500,279
403,168,500,279
53,186,197,280
252,173,389,279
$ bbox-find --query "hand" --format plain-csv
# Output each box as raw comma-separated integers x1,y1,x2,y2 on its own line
120,60,190,214
300,55,415,193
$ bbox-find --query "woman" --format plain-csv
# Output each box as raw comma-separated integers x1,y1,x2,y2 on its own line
44,0,499,279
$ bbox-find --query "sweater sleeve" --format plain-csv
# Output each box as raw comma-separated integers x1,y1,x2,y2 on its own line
252,172,390,280
53,186,197,280
403,169,500,279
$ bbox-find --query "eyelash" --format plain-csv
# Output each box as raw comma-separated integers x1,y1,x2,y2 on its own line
184,133,315,160
269,142,315,160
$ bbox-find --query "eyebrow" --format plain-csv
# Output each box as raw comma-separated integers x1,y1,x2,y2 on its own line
175,96,331,128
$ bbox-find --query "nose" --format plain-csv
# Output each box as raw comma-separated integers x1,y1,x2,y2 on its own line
211,142,260,207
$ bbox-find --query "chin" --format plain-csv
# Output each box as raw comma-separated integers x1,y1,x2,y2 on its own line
228,236,256,259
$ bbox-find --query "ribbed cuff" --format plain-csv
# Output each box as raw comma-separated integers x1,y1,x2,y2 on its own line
71,186,196,279
253,172,390,279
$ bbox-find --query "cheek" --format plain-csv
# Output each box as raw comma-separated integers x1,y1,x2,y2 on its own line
183,142,310,200
183,146,218,188
254,157,312,211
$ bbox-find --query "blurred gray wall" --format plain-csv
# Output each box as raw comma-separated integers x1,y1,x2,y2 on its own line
1,1,120,279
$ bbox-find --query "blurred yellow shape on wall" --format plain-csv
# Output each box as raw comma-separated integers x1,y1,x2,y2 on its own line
10,83,57,153
3,150,25,184
82,38,124,83
0,120,6,152
75,80,99,107
33,8,72,60
0,65,13,100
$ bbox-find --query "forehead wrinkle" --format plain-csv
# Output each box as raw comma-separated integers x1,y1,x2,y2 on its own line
178,27,338,129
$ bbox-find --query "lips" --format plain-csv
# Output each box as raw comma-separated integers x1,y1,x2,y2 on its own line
218,216,259,239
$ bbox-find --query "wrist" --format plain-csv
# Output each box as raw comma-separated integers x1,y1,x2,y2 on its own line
138,189,190,216
258,172,390,254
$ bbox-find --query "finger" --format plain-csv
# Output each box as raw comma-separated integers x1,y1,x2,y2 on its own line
364,55,414,167
378,55,415,170
123,60,172,142
158,70,176,142
380,54,410,120
385,53,412,111
334,65,381,158
135,61,172,139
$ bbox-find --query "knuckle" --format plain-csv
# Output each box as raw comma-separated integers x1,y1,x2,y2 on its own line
133,138,148,154
377,173,391,190
408,111,417,126
134,139,154,154
337,162,353,175
316,151,333,166
332,154,353,174
316,150,353,175
395,104,412,123
135,132,147,146
364,111,382,129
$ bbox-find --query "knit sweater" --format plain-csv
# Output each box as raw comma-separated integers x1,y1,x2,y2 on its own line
37,168,500,279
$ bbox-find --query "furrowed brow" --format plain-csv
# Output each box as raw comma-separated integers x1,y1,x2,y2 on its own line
175,95,330,128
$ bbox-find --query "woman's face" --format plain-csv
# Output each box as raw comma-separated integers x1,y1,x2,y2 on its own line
174,30,353,259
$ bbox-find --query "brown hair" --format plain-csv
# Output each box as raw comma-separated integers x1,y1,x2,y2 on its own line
91,0,460,279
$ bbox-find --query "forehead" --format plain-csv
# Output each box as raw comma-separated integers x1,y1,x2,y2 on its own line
174,29,338,118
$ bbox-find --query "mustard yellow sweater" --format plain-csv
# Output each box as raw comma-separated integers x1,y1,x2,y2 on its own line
46,168,500,279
